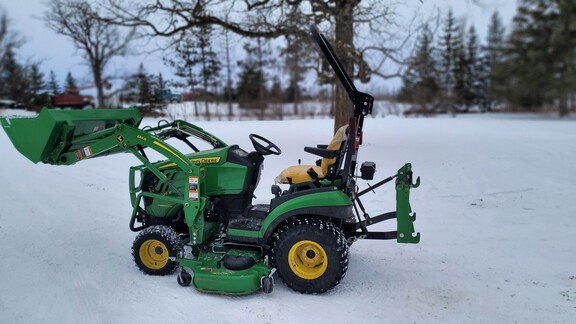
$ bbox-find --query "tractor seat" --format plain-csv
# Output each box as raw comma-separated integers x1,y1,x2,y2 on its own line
275,125,348,185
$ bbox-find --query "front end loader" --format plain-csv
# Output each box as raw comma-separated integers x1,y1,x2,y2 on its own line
0,25,420,295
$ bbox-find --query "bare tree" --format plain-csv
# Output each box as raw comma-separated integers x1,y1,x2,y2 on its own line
44,0,134,108
96,0,419,130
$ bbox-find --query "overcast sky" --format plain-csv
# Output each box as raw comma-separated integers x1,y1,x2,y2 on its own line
1,0,518,93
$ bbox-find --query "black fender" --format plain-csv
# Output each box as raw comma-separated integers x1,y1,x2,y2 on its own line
260,204,353,244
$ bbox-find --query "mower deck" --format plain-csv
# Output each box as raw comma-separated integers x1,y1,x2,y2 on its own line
176,244,272,295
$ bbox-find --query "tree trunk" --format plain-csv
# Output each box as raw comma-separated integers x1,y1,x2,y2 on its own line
201,49,210,120
225,28,233,117
203,80,210,120
92,64,105,108
559,91,569,117
333,1,355,133
96,85,105,108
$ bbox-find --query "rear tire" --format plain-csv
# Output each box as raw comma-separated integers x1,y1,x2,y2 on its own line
132,225,183,275
271,218,349,294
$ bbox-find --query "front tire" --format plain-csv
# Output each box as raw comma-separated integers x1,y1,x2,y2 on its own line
177,270,192,287
132,225,183,275
271,218,349,294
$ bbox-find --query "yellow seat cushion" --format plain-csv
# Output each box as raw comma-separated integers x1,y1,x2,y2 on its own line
275,125,348,184
275,165,323,184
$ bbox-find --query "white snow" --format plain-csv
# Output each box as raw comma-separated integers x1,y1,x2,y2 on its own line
0,109,575,323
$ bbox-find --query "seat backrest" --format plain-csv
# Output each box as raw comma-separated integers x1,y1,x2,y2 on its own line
320,125,348,177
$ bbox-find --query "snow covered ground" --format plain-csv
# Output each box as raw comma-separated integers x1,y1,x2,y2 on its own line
0,109,575,323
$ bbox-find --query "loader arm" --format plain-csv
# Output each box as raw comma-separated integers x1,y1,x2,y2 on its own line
0,108,225,169
0,108,227,242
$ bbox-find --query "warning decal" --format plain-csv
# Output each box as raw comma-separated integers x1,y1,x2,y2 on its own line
188,176,199,201
83,146,93,157
74,146,93,160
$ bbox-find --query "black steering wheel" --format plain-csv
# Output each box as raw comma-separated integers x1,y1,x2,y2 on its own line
249,134,282,156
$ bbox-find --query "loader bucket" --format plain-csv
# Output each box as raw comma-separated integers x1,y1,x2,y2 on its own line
0,108,142,164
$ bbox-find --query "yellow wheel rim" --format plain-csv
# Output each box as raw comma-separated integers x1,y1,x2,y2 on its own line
139,239,169,270
288,240,328,280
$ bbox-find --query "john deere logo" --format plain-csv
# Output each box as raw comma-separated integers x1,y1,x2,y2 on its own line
159,157,221,169
116,135,124,143
191,157,221,165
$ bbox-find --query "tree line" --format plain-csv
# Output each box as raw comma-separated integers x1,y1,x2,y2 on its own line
0,3,306,115
2,1,574,119
120,31,311,119
399,0,576,117
2,0,414,131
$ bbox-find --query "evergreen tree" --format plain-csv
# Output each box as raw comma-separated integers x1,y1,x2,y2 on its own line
28,63,47,107
164,34,199,90
236,38,271,110
136,63,153,106
452,26,468,111
269,76,283,101
485,12,506,69
47,70,60,94
269,75,284,118
464,25,484,109
438,9,461,110
195,18,221,119
547,0,576,116
398,25,441,114
0,8,26,101
120,63,154,109
436,10,485,113
146,72,167,102
165,18,220,117
496,2,548,110
164,32,200,115
236,58,264,107
403,9,487,114
28,64,45,95
0,47,27,102
65,72,77,92
155,73,166,91
164,8,220,118
493,0,576,115
483,11,506,110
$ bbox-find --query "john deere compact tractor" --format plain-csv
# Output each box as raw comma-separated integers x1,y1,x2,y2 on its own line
0,25,420,295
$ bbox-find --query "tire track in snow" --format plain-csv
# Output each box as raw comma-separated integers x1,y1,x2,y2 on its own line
70,264,102,324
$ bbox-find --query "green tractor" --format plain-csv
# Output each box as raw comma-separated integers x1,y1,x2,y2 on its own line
0,25,420,295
